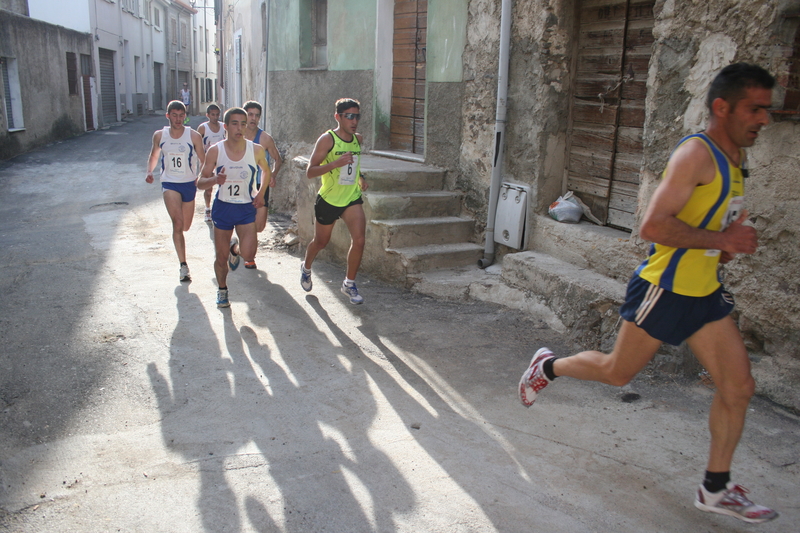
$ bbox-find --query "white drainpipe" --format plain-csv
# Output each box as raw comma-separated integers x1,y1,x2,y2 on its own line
478,0,513,268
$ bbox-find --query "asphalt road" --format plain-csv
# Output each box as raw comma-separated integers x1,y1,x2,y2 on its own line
0,115,797,532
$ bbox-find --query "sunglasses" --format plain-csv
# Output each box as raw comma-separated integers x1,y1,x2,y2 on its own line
341,113,361,120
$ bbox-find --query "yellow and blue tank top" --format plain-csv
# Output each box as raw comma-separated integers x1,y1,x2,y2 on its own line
635,133,745,297
318,130,361,207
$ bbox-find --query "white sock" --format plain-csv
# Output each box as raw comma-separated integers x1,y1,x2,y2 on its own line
301,262,311,273
344,278,355,286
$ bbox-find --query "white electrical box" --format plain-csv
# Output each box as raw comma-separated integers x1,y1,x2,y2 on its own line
493,182,529,250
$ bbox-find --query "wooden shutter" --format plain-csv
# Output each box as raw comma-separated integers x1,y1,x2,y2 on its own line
566,0,654,230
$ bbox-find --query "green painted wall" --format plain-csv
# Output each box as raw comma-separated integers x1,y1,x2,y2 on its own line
268,0,375,71
427,0,468,83
269,0,301,71
328,0,376,70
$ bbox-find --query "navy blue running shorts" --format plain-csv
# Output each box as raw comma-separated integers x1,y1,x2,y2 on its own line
314,195,363,225
162,181,197,202
212,199,256,230
618,274,735,346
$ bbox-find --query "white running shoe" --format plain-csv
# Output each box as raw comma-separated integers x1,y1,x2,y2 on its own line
695,483,778,523
518,348,554,407
204,208,212,222
341,281,364,304
179,264,191,282
300,263,312,292
216,289,230,308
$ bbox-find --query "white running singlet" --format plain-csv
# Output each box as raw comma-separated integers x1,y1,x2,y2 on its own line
201,122,226,152
215,140,258,205
159,126,197,183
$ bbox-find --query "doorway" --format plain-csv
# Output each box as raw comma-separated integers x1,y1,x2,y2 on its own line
564,0,655,230
390,0,427,155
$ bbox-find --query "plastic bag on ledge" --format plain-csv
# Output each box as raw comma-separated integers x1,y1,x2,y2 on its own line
548,192,584,223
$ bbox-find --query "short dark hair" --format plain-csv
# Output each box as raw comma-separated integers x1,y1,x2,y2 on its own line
335,98,360,115
243,100,263,113
223,107,247,125
167,100,186,113
706,63,775,110
206,103,221,113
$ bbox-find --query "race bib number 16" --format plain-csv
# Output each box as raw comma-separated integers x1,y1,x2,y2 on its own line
167,152,186,174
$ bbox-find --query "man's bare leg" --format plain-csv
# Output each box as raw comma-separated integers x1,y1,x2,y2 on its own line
340,204,366,281
163,190,190,263
552,320,663,386
687,316,754,473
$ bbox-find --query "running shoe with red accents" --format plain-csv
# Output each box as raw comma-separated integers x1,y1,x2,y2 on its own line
695,482,778,524
518,347,555,407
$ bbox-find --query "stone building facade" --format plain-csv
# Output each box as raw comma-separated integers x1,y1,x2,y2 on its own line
226,0,800,409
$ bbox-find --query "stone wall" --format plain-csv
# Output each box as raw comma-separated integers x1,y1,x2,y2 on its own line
0,11,92,159
452,0,800,409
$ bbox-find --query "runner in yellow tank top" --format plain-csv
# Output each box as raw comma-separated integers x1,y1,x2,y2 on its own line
318,129,362,207
517,64,779,524
300,98,369,304
637,133,745,296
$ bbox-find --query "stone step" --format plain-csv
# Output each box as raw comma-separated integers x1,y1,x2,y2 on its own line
364,191,463,219
501,251,626,351
361,168,445,192
371,216,476,248
388,242,484,274
360,154,445,192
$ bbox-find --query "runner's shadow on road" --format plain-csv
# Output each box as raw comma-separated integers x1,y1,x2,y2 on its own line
241,276,416,531
149,279,414,532
303,286,541,532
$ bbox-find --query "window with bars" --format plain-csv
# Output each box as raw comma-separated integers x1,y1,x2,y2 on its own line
66,52,79,95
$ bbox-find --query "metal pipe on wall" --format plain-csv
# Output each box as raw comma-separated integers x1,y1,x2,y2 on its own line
478,0,513,268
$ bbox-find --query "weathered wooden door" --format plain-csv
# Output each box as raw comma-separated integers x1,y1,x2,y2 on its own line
565,0,654,230
390,0,427,155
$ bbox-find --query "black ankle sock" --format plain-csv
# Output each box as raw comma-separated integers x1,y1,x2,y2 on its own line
703,471,730,493
219,286,227,291
180,261,187,266
543,357,558,381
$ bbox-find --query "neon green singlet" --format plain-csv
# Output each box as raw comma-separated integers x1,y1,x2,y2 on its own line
318,130,362,207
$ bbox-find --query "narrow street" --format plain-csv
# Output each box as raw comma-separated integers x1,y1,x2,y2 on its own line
0,115,797,532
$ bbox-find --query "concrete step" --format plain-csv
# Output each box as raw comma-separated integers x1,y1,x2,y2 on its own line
410,253,697,375
361,154,445,192
388,242,484,274
501,251,626,351
371,216,476,248
364,191,463,219
361,168,445,192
